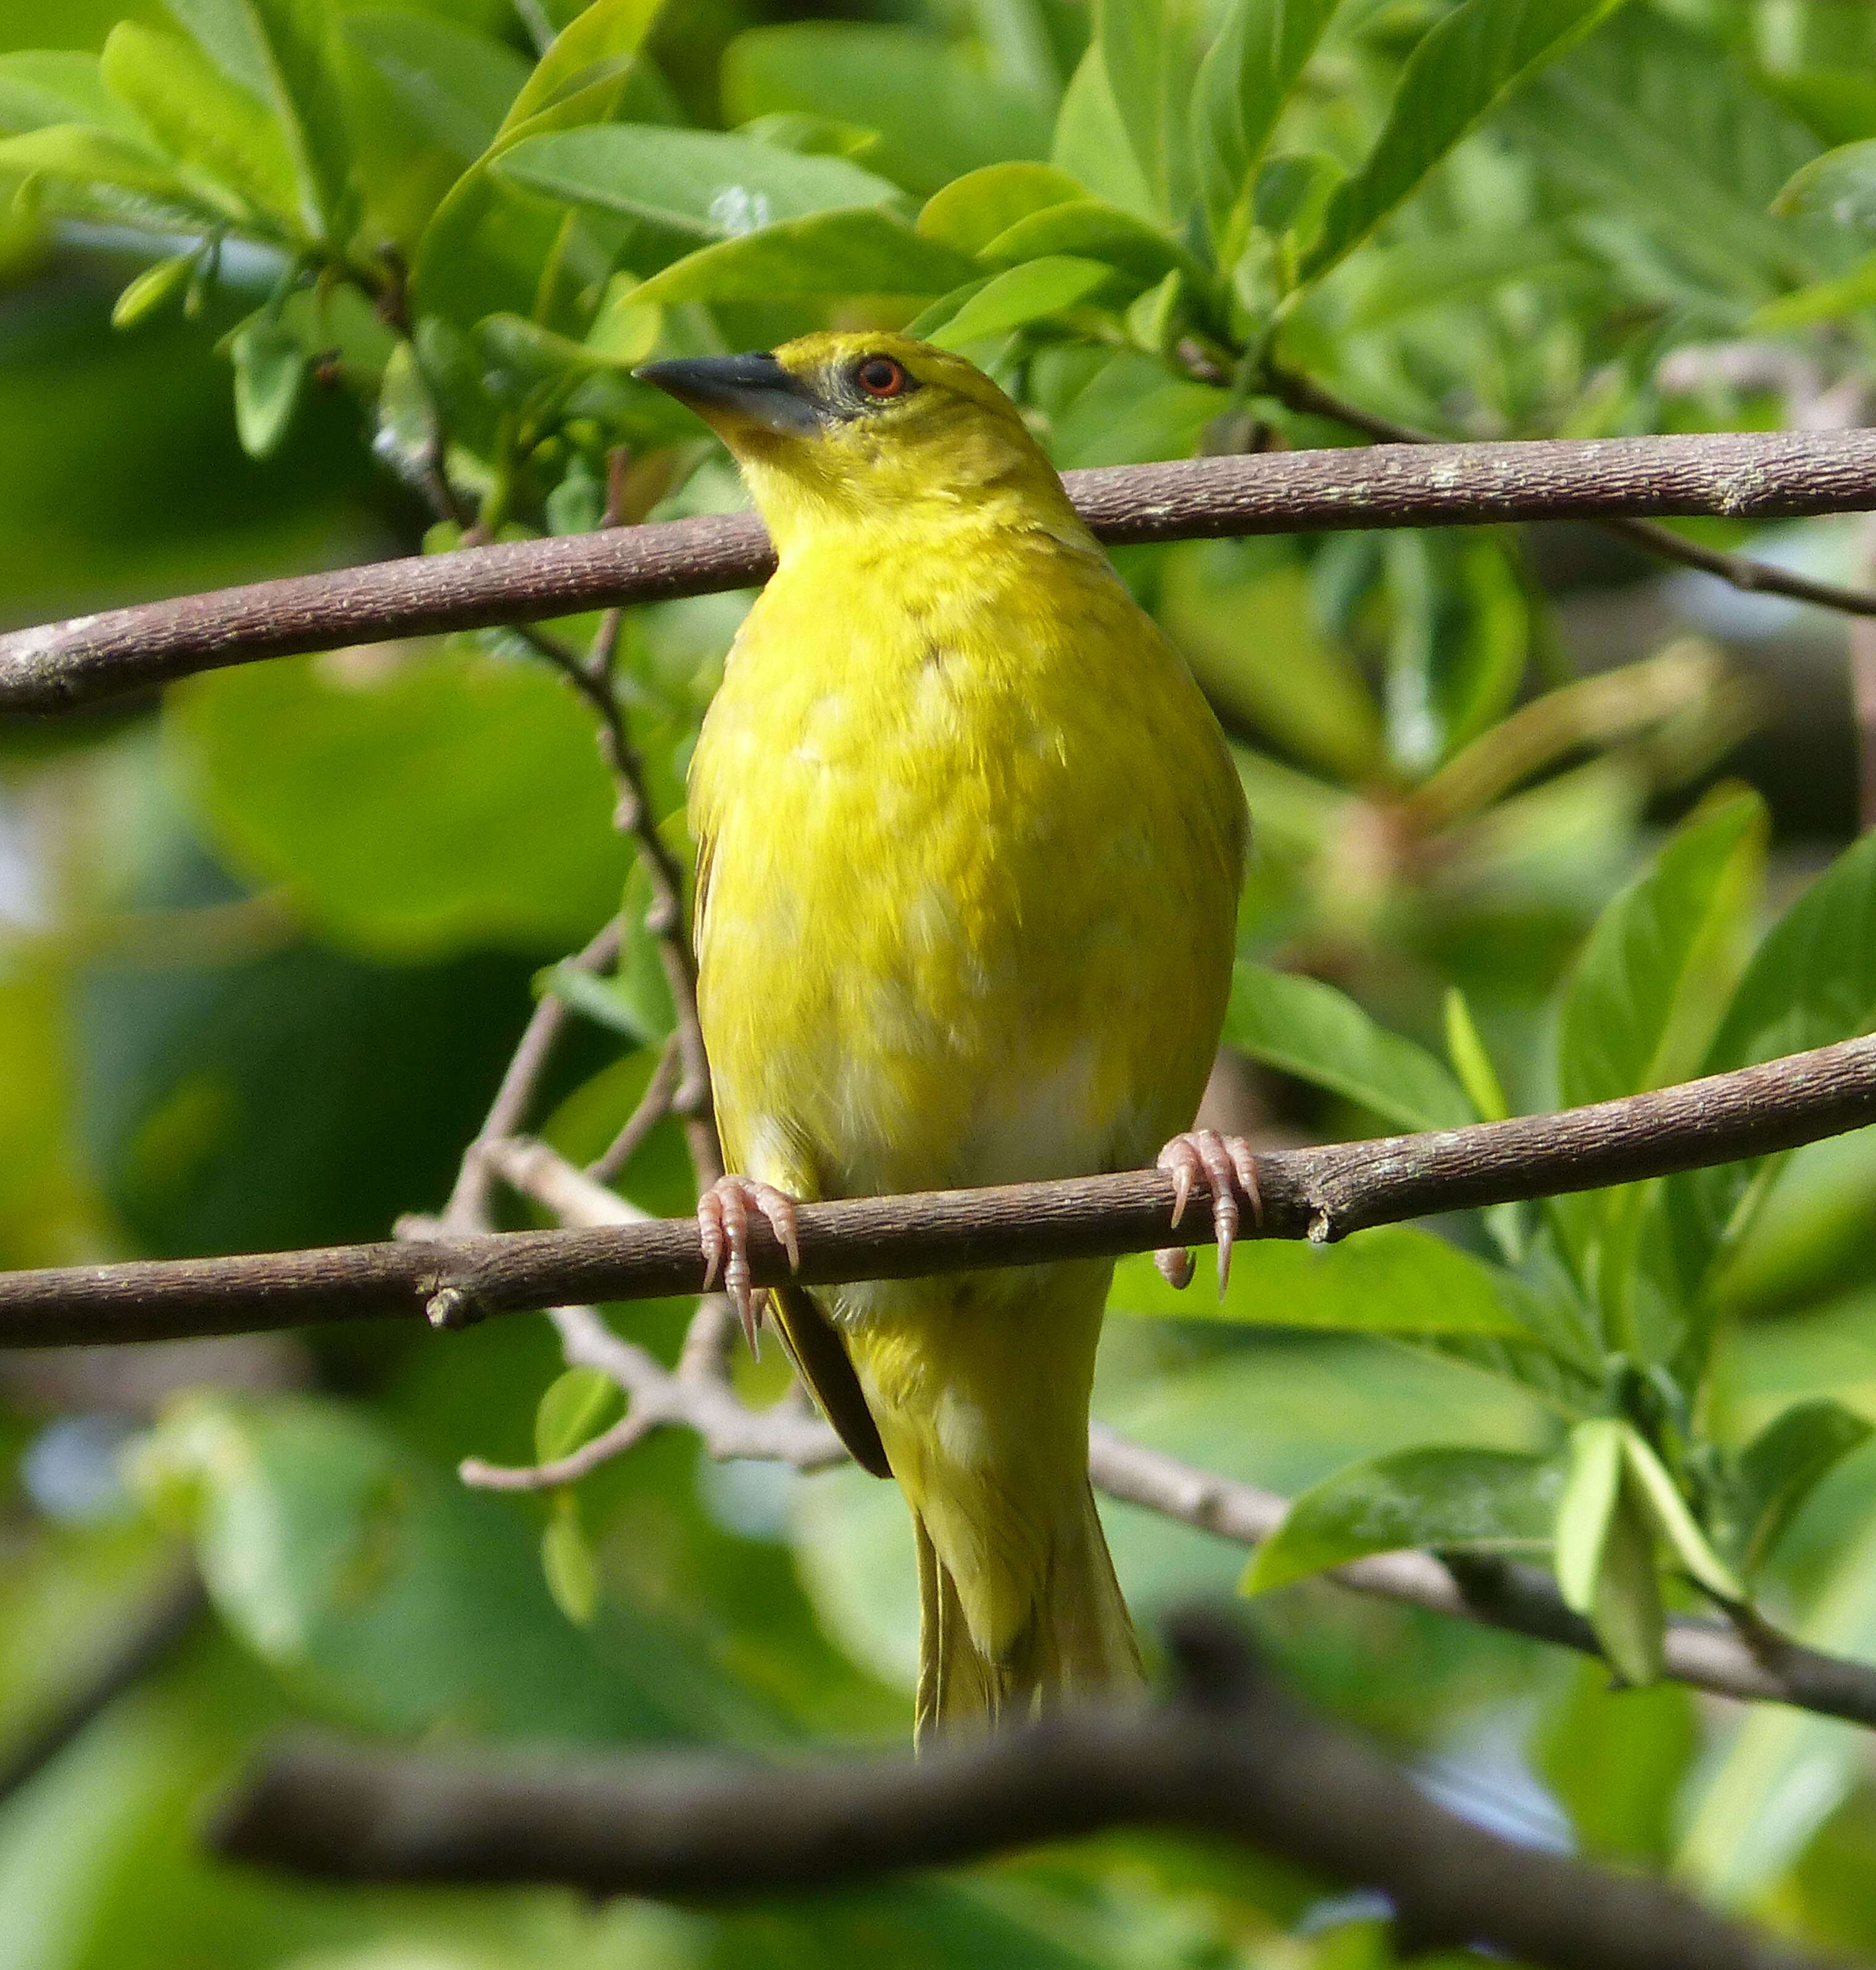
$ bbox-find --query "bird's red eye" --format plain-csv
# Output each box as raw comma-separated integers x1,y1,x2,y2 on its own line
855,355,909,398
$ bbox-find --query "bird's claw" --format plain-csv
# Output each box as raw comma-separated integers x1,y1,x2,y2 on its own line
697,1175,803,1358
1153,1129,1263,1296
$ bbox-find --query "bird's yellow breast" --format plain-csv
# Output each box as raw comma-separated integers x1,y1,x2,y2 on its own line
689,509,1246,1229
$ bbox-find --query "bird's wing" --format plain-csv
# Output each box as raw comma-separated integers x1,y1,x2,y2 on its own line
692,817,890,1479
769,1281,893,1479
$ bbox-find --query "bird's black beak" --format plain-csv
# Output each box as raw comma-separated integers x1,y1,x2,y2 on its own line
635,352,821,438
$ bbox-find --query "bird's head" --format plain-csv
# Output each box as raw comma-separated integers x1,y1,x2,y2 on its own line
636,333,1082,555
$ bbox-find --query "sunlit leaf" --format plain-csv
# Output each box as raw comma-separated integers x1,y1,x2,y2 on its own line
0,49,141,135
542,1491,599,1625
493,122,905,238
1533,1655,1696,1865
535,1365,621,1464
1050,39,1155,220
110,251,197,331
346,9,529,165
1244,1444,1561,1594
1555,1418,1625,1617
230,314,305,459
927,254,1115,348
980,194,1200,288
629,206,978,306
917,159,1084,254
1621,1428,1741,1602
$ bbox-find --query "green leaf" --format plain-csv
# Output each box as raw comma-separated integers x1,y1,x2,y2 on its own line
927,254,1115,347
346,9,530,164
1592,1479,1665,1686
722,23,1052,198
1749,250,1876,331
980,194,1200,287
1559,791,1766,1109
492,122,906,238
371,336,439,486
1533,1655,1696,1866
163,646,630,960
1223,963,1472,1133
1733,1399,1874,1577
534,1365,622,1463
0,123,235,232
410,0,661,331
1300,0,1625,285
1679,1487,1876,1900
101,21,303,233
629,206,979,307
110,252,197,331
164,0,354,243
1158,548,1383,781
230,315,305,460
1107,1223,1538,1339
1443,987,1508,1123
1775,137,1876,233
127,1392,727,1739
1556,1418,1625,1616
542,1492,599,1626
1765,70,1876,152
1192,0,1340,257
1244,1444,1561,1594
917,159,1084,254
500,0,663,136
1665,828,1876,1295
1621,1428,1741,1602
1050,39,1155,220
0,50,141,136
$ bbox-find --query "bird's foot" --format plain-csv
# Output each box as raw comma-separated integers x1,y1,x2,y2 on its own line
697,1175,802,1357
1153,1130,1262,1295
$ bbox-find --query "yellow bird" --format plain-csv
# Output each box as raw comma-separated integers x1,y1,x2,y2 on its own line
641,335,1251,1738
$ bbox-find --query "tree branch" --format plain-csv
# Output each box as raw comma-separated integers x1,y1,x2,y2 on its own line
1262,365,1876,619
9,431,1876,712
209,1608,1838,1970
4,1031,1872,1345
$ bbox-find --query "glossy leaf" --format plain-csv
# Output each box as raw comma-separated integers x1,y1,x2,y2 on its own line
1050,39,1155,220
1244,1444,1561,1594
1223,962,1472,1132
0,123,236,230
917,160,1084,254
1621,1428,1741,1602
499,0,663,135
1192,0,1340,256
927,254,1115,348
493,122,905,238
723,23,1052,197
1107,1223,1539,1339
1733,1400,1874,1576
630,207,979,307
1301,0,1626,285
980,194,1199,286
1443,986,1508,1122
1559,790,1766,1108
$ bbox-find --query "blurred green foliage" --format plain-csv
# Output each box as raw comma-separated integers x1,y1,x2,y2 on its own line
9,0,1876,1963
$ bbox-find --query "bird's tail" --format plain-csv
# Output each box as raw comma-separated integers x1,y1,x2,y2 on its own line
913,1476,1142,1742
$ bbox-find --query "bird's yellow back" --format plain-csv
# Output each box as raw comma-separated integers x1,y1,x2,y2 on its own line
655,333,1247,1733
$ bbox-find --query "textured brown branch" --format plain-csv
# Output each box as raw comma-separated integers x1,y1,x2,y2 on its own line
5,1031,1872,1346
209,1610,1837,1970
1264,365,1876,618
9,431,1876,712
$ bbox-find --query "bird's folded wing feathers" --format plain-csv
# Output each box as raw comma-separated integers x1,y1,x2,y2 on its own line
770,1281,892,1478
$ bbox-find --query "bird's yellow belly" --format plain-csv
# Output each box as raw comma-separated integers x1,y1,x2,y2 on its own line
695,626,1237,1220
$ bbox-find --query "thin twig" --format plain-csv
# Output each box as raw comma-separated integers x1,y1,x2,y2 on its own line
1263,364,1876,619
440,915,622,1234
589,1033,682,1186
12,431,1876,711
209,1609,1838,1970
